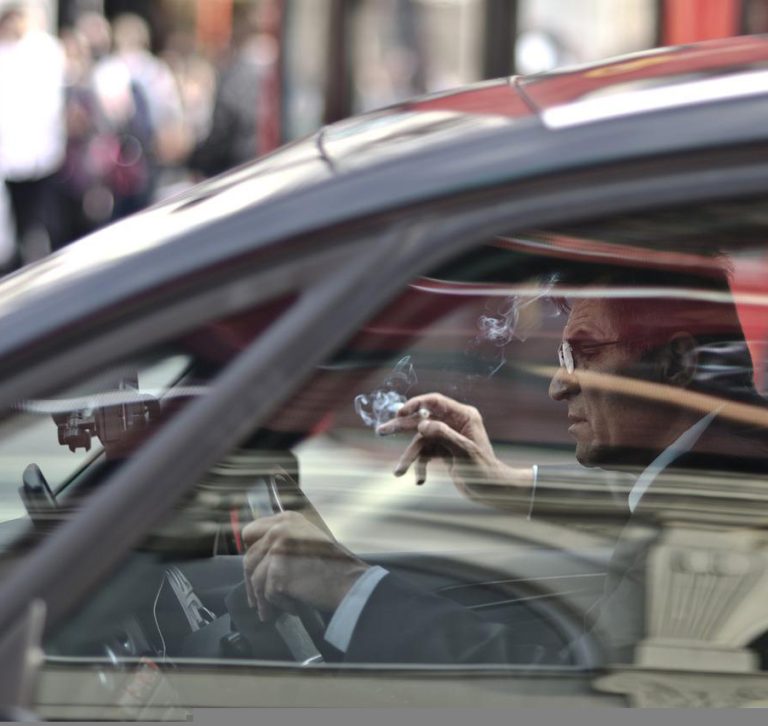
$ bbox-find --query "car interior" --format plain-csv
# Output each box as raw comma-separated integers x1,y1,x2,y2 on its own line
3,210,768,688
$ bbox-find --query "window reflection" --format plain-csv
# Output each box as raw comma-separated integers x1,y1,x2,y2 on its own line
290,207,768,677
28,197,768,712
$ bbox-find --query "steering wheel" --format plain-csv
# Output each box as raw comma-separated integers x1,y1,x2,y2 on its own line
227,467,334,664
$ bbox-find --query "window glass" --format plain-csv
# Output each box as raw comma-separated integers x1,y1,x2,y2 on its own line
0,354,191,526
0,293,294,542
0,294,295,654
35,196,768,713
277,204,768,690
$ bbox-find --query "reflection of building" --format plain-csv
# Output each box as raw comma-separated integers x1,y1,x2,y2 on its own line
529,464,768,706
597,515,768,705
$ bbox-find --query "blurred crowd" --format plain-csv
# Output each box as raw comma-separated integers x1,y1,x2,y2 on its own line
0,3,268,271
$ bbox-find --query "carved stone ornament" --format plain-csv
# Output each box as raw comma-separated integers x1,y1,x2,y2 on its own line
593,669,768,708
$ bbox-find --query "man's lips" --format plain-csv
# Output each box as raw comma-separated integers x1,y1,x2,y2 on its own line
567,415,587,434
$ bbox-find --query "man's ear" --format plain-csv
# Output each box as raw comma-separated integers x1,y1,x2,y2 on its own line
658,333,698,387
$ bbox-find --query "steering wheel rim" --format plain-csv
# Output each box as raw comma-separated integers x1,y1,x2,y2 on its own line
233,469,334,663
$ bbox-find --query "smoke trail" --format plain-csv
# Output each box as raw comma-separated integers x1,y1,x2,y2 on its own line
470,278,561,379
354,355,417,429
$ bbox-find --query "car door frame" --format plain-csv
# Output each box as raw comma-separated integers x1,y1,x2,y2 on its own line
2,137,768,710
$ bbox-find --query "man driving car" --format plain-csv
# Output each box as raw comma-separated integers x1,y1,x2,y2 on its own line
242,261,768,664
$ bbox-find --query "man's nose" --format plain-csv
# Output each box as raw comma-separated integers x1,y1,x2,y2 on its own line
549,365,579,401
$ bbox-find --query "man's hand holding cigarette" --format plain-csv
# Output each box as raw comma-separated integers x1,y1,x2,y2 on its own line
376,393,533,504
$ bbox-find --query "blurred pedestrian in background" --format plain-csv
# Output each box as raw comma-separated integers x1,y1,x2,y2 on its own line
161,28,216,168
56,24,115,243
92,12,191,217
0,3,66,267
189,5,265,178
75,9,111,63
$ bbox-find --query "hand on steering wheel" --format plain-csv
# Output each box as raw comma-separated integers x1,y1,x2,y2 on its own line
242,511,369,621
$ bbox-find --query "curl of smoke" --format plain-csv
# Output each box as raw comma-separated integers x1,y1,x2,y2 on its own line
472,279,561,379
355,355,417,429
355,281,562,424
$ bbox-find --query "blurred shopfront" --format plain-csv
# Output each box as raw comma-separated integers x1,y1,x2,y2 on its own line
280,0,766,137
49,0,768,152
278,0,665,144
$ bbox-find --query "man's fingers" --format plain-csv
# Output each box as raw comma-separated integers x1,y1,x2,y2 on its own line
377,395,452,435
379,393,478,438
243,518,290,614
249,556,274,622
264,565,295,613
395,393,449,418
244,567,256,608
377,415,420,436
393,418,479,478
244,540,274,620
393,433,425,476
242,513,283,548
417,419,476,459
243,522,281,573
416,454,428,486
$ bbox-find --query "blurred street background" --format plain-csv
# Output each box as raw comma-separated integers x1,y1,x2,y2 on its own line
0,0,763,271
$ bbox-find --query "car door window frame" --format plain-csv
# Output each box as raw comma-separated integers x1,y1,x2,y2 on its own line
2,144,768,667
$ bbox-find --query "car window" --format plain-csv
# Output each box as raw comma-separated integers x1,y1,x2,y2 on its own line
0,353,197,553
0,293,295,587
31,195,768,714
0,354,191,512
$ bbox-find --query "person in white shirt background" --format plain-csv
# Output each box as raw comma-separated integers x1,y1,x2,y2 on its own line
0,2,66,267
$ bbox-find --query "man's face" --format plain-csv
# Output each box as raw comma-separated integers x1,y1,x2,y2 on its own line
548,298,663,467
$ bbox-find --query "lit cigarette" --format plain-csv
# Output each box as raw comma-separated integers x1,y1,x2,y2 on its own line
415,407,431,486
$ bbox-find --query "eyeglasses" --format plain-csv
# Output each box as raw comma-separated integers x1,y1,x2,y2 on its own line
557,339,624,374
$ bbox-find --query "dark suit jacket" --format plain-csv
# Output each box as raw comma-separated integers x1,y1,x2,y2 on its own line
344,572,546,665
343,417,768,666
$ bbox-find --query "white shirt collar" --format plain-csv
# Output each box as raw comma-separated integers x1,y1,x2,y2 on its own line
628,408,721,513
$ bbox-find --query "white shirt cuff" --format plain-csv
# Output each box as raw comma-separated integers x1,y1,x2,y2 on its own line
526,464,538,520
324,565,389,653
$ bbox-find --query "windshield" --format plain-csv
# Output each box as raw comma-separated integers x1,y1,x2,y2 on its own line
0,354,192,526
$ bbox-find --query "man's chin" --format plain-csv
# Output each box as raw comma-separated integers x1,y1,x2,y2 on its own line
575,443,655,469
575,446,601,468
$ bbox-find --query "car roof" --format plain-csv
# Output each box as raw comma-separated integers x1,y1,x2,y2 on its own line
521,35,768,110
1,36,768,364
403,35,768,118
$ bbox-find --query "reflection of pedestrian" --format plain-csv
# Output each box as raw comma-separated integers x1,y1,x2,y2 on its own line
0,5,66,264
